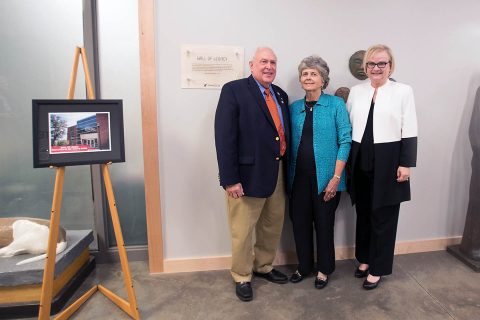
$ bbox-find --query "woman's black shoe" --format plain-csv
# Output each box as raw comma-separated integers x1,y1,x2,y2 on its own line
362,277,381,290
314,276,328,289
354,267,369,278
289,270,305,283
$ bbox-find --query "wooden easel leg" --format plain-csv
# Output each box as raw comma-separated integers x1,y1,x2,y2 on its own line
79,47,95,99
67,47,95,100
67,48,81,100
54,285,98,320
101,164,140,319
38,167,66,320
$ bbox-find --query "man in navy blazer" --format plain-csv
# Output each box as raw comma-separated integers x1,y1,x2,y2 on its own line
215,47,290,301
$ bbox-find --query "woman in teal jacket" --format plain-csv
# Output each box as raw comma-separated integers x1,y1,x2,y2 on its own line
288,55,351,289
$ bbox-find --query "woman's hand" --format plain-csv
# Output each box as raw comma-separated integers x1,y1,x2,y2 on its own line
396,166,410,182
323,177,340,201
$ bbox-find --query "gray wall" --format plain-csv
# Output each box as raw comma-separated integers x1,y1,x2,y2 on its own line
156,0,480,260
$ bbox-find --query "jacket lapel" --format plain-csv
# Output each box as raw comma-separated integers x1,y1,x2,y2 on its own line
273,85,289,143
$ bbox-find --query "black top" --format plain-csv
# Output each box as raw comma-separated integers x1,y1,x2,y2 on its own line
296,100,317,174
357,99,375,172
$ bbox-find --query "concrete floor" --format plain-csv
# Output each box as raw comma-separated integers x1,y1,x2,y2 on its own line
32,251,480,319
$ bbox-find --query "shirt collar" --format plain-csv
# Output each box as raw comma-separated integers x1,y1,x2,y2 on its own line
304,92,327,107
253,78,273,95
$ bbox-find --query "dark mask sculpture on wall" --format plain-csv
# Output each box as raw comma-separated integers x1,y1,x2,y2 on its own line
349,50,367,80
335,87,350,103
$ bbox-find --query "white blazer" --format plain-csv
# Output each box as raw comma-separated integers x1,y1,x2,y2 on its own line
347,80,417,144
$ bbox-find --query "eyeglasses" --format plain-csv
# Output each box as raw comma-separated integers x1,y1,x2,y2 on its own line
365,61,390,69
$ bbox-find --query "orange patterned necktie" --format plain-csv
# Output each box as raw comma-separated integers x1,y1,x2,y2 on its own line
265,88,286,156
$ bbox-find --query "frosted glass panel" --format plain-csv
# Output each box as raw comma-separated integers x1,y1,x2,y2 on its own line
0,1,95,239
97,0,147,245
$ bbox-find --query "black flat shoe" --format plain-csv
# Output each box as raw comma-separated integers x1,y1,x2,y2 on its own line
314,276,328,289
363,277,381,290
253,269,288,284
354,267,369,278
235,282,253,301
289,270,305,283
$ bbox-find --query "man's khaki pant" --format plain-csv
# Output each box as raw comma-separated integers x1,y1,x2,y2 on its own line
226,166,286,282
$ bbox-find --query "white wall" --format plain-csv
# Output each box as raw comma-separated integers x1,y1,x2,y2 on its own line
156,0,480,259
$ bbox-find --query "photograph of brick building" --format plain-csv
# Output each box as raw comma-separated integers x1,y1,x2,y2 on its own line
51,112,111,154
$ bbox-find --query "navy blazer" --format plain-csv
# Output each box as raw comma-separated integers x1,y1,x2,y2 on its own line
214,75,290,197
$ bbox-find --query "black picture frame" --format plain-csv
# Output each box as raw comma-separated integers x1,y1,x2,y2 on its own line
32,99,125,168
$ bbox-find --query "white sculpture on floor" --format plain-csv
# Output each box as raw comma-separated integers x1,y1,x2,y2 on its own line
0,218,67,265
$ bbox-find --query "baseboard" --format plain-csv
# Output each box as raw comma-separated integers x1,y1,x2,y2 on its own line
393,236,461,255
162,236,462,274
91,245,148,264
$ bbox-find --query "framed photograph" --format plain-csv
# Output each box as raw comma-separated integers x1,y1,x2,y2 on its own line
32,99,125,168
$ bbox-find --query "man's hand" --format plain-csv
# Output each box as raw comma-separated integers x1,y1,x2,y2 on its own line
226,183,244,199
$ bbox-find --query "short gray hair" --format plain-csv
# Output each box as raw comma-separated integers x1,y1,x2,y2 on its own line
251,46,276,61
298,55,330,89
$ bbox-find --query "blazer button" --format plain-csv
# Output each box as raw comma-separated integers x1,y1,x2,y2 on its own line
275,137,279,141
275,157,280,161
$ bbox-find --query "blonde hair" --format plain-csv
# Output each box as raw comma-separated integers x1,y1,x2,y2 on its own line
363,44,395,76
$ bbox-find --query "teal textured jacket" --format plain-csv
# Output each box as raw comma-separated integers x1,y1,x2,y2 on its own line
289,94,352,194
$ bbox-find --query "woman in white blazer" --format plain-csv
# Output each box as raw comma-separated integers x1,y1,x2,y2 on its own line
347,44,417,290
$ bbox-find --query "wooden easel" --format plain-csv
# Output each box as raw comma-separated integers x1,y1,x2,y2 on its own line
38,47,140,320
